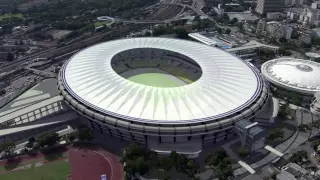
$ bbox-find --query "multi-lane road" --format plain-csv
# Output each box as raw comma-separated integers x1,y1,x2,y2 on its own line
1,0,209,74
0,24,146,73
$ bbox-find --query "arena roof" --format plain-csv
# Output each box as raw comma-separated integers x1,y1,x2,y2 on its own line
61,38,262,124
305,52,320,58
261,58,320,95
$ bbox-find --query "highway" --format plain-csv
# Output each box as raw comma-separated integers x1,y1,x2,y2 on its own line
0,0,209,74
0,24,147,73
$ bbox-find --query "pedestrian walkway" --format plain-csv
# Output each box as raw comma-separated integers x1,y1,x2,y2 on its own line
234,109,320,176
265,145,284,157
238,161,255,174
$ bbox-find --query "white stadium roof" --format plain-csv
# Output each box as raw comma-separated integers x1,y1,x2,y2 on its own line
305,52,320,58
261,58,320,95
61,38,262,124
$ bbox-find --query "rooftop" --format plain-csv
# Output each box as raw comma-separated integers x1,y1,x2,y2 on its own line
61,38,262,124
261,58,320,95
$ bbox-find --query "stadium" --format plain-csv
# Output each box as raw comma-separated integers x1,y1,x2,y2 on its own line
57,38,271,155
261,58,320,96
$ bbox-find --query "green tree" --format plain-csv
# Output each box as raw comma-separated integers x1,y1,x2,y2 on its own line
237,147,249,158
217,27,223,34
312,37,320,45
77,126,94,141
67,132,77,142
159,156,172,171
214,158,233,180
38,132,60,147
290,150,308,164
225,28,231,34
174,28,188,39
186,160,200,177
25,136,36,149
121,143,158,177
278,103,290,118
0,141,15,156
205,150,228,166
7,52,14,61
144,31,151,37
229,17,238,24
0,89,6,96
267,129,284,141
279,37,287,43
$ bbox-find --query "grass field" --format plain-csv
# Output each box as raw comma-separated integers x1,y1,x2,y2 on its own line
94,21,105,27
0,14,24,21
127,73,186,87
0,160,70,180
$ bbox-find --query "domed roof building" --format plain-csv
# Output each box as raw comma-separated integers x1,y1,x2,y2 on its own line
261,58,320,95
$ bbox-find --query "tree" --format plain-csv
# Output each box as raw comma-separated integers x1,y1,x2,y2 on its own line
278,47,292,56
214,158,233,180
0,141,15,156
174,28,188,39
77,126,94,141
159,156,172,171
225,28,231,34
229,17,238,24
7,53,14,61
205,150,228,166
67,132,77,142
25,137,36,149
237,147,249,158
267,129,284,141
186,160,200,177
144,31,151,37
278,103,290,119
217,27,223,34
312,37,320,45
0,89,5,96
279,37,287,43
290,150,308,164
38,132,60,147
121,143,158,177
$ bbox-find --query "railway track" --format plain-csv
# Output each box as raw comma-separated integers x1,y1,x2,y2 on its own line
0,24,148,73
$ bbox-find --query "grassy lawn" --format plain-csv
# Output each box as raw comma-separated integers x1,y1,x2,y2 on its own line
178,76,194,84
94,21,112,27
127,73,185,87
0,14,24,21
0,160,70,180
94,21,105,27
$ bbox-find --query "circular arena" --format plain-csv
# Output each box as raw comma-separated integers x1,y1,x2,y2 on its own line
58,38,269,152
261,58,320,95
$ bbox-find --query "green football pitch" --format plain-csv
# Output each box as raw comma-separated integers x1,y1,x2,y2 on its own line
0,160,70,180
127,73,187,87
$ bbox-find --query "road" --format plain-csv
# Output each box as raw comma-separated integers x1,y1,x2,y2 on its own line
0,24,147,74
13,126,74,153
0,0,209,74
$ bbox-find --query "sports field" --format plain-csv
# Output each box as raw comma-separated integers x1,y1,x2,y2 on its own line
122,68,191,87
0,14,24,21
0,160,69,180
128,73,187,87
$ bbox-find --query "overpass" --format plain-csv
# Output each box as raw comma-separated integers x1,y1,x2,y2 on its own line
25,67,56,78
226,40,279,54
0,95,67,128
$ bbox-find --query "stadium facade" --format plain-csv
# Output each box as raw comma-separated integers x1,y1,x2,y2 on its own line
58,38,271,155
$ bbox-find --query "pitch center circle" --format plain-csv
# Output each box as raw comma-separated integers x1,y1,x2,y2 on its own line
111,48,202,87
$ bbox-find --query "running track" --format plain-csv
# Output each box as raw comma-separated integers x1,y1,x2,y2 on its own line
69,147,123,180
